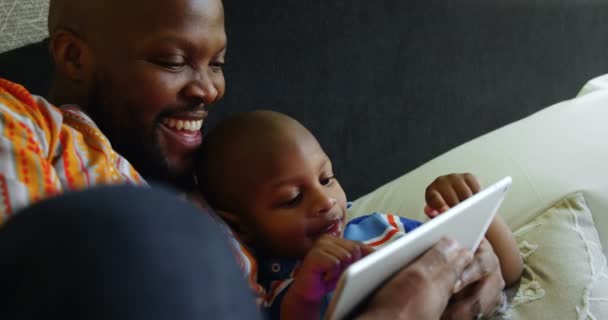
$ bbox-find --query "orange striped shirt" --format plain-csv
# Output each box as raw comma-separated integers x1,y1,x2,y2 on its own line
0,78,269,303
0,78,144,222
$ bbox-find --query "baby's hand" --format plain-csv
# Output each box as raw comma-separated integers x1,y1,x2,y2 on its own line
289,235,374,302
424,173,481,218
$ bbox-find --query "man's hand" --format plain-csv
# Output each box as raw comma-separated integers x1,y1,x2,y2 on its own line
357,238,473,320
442,239,506,320
424,173,522,288
424,173,481,218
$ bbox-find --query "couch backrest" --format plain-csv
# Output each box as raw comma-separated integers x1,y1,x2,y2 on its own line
351,77,608,255
2,0,608,198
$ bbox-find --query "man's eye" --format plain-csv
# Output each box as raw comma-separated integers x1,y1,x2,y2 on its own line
320,176,336,186
210,61,225,72
153,59,187,71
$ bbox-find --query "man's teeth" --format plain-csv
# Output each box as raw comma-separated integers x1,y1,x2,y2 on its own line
162,118,203,132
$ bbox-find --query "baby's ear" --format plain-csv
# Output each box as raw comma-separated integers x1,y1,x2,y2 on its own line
216,210,251,241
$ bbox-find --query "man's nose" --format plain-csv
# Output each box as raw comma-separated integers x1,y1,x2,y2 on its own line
182,72,219,105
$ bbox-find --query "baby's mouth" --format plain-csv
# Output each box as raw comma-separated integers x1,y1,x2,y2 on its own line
319,212,345,238
323,222,342,237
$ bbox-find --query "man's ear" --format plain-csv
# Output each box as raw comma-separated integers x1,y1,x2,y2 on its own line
49,29,93,83
216,210,252,242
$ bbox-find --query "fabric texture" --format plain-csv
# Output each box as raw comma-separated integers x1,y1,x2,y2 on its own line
0,78,272,309
0,185,262,319
258,212,421,319
349,75,608,258
4,1,608,200
0,0,49,53
347,76,608,319
0,78,144,221
506,193,608,320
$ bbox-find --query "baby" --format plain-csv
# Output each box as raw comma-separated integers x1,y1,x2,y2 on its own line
196,110,522,320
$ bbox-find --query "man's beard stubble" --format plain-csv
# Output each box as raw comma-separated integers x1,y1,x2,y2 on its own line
85,77,194,191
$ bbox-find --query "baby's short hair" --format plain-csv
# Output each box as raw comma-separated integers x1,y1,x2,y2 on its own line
197,110,307,212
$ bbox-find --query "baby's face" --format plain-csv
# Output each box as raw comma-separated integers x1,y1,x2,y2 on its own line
238,134,348,259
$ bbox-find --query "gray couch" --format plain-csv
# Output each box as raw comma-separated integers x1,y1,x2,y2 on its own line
350,74,608,319
2,1,608,319
2,0,608,199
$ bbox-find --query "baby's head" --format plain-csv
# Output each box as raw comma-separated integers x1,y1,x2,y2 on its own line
197,111,348,259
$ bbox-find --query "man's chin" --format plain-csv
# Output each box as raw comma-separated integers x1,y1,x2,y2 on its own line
156,157,196,191
126,151,194,191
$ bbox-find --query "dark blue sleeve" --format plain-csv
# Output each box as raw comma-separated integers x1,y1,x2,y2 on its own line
398,216,423,232
266,283,289,320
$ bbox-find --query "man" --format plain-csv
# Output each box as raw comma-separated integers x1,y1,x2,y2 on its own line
0,0,505,318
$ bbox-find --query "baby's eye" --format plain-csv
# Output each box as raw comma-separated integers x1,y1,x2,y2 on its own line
281,193,302,208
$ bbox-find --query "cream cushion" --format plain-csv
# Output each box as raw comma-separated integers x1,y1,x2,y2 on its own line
350,75,608,257
508,193,607,320
349,76,608,319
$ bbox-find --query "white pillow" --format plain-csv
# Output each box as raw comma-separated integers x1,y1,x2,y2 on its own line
502,193,608,319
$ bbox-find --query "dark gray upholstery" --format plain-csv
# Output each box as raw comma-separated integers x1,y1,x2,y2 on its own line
2,0,608,198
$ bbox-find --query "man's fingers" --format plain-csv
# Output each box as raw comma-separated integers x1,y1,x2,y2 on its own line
444,271,505,320
442,291,482,320
432,238,472,266
460,240,499,288
422,238,473,289
362,238,476,320
395,238,472,314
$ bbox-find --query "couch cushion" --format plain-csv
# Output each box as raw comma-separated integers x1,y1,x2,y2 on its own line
508,193,608,319
0,40,53,97
0,0,49,53
350,77,608,256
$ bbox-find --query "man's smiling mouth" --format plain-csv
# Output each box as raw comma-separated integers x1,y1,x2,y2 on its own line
162,118,203,132
158,112,208,152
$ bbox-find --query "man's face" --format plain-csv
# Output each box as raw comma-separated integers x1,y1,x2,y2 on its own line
238,134,349,259
83,0,226,188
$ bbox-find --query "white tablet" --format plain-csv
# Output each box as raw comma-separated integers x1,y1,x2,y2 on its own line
324,176,513,320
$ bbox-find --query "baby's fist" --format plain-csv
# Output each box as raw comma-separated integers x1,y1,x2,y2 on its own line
425,173,481,218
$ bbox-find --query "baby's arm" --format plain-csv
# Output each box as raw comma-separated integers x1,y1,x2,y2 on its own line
281,236,373,320
425,173,523,287
484,215,523,286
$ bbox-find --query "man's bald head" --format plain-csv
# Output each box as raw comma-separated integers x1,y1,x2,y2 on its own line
48,0,227,191
49,0,111,38
49,0,224,38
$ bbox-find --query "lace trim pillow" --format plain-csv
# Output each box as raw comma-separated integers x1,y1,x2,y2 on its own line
503,193,608,320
